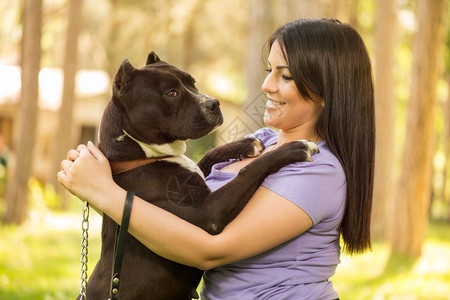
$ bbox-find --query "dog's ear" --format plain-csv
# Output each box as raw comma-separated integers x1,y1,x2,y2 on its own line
113,59,135,97
146,51,161,65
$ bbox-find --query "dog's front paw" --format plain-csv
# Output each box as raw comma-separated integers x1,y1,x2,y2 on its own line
298,139,320,162
271,140,320,164
243,137,264,158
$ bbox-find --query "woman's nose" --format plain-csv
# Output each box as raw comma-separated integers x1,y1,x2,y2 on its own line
261,72,277,93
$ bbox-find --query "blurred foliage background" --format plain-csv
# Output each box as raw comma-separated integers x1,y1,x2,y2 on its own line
0,0,450,299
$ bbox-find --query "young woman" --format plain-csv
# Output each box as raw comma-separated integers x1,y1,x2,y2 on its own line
59,18,375,299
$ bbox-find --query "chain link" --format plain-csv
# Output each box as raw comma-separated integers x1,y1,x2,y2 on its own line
80,202,90,300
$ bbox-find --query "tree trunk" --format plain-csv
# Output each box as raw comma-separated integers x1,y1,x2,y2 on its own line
2,0,42,224
445,75,450,221
371,0,398,241
182,0,205,73
50,0,83,209
105,0,122,79
242,0,272,134
346,0,359,29
390,0,447,257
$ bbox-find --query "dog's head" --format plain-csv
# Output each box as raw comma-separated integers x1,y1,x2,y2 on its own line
111,51,223,145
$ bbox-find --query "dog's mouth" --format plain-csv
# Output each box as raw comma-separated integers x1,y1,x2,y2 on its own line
204,110,224,130
172,113,223,141
208,115,224,132
215,114,224,126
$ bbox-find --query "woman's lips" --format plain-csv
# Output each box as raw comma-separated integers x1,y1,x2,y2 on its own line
266,97,286,108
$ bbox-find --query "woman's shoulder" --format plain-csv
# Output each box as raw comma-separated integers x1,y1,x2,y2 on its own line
313,141,344,173
262,142,346,224
278,141,344,179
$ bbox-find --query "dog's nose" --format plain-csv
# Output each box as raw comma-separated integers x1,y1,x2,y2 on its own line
204,98,220,111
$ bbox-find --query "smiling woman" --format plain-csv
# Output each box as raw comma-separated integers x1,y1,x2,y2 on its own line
262,40,323,140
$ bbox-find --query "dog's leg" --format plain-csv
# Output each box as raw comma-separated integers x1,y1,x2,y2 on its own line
179,140,319,234
204,140,318,233
197,137,264,177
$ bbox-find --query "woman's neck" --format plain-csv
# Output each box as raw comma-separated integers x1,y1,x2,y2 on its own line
276,127,321,146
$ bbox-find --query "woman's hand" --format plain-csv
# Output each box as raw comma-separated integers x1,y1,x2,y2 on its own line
57,141,117,208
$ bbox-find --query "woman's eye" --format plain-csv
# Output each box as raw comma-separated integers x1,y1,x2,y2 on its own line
265,68,293,80
166,90,179,97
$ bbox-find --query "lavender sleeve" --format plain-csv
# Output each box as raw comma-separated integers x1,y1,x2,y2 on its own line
247,128,346,225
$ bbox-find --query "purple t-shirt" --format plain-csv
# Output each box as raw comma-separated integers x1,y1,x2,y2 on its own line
201,128,346,300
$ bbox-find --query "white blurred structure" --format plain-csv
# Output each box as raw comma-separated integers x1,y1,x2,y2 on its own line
0,65,110,182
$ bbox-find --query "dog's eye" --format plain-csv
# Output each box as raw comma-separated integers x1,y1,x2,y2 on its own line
166,90,179,97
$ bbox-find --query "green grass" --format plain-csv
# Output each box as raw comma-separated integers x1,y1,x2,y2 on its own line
1,202,450,299
0,203,102,300
332,222,450,299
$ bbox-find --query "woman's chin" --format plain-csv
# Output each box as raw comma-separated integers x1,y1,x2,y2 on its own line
264,110,281,127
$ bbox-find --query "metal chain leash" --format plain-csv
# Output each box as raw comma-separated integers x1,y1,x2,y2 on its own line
80,202,90,300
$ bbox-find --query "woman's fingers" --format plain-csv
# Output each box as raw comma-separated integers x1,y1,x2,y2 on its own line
57,141,114,204
67,149,79,161
76,144,87,152
60,159,73,173
65,144,88,161
87,141,108,162
56,170,68,187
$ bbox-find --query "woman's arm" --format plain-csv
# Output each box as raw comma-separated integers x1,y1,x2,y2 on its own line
58,142,313,270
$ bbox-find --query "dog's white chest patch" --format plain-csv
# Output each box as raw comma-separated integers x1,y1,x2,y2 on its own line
162,155,204,179
120,130,187,157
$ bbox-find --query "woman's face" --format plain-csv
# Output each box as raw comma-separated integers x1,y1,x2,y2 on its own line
262,40,323,133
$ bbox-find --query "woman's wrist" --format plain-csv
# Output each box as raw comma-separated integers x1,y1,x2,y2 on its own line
95,181,127,214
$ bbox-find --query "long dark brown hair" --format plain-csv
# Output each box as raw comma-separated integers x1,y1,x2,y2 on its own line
269,18,375,254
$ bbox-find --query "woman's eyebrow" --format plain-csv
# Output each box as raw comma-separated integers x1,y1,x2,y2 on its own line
266,61,290,70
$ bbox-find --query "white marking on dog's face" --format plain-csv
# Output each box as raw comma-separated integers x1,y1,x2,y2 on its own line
179,80,214,108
